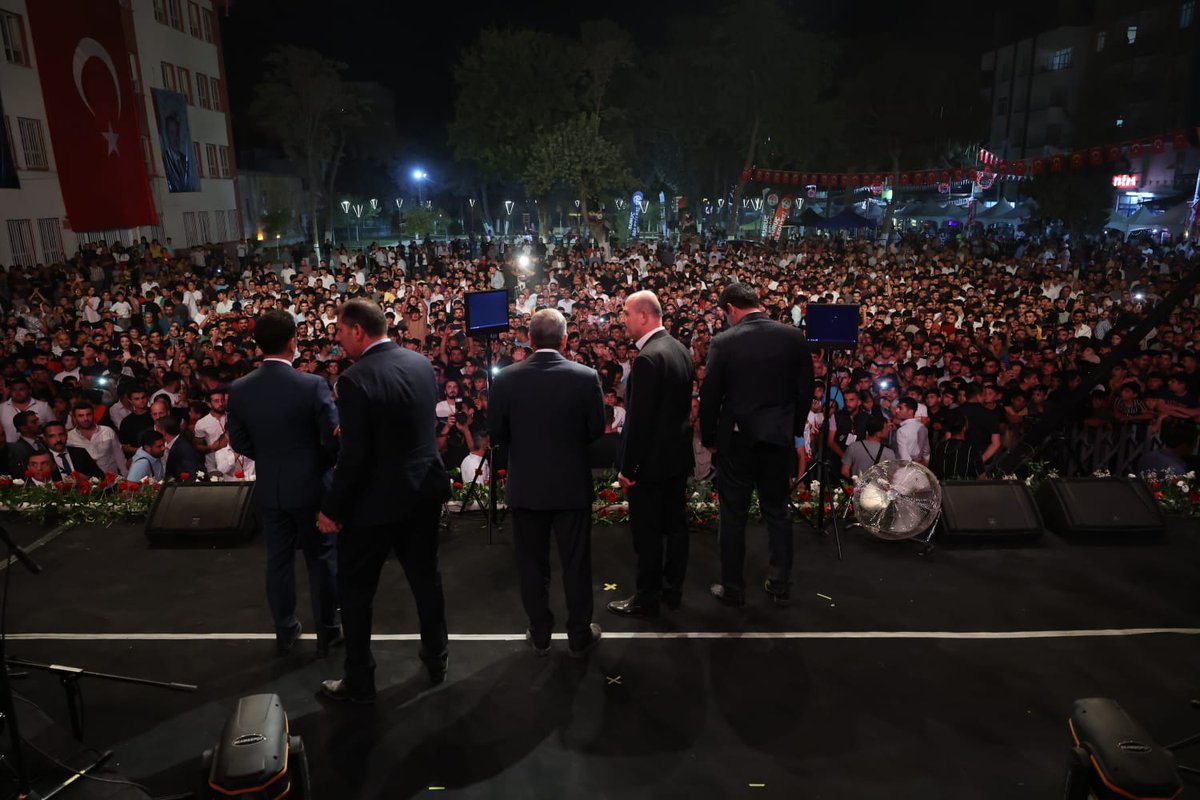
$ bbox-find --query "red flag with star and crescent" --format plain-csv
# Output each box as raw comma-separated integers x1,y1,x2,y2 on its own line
26,0,157,230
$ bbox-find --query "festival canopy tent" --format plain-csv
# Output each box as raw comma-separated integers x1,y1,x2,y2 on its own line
993,201,1031,222
815,207,877,230
974,200,1015,222
1137,202,1192,236
896,200,965,223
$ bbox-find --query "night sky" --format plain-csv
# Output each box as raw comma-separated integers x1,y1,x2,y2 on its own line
219,0,1060,161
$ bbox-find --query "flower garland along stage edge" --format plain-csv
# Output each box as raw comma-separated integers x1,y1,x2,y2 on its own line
5,468,1195,531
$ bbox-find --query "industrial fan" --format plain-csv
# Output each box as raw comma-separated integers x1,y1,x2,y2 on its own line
851,460,943,545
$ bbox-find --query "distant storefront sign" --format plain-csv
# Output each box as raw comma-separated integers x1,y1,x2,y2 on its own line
1112,174,1140,189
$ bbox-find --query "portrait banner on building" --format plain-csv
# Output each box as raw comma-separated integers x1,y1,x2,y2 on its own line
0,91,19,189
25,0,157,229
151,89,199,193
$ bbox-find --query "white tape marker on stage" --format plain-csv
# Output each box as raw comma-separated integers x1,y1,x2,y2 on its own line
6,628,1200,642
0,523,72,574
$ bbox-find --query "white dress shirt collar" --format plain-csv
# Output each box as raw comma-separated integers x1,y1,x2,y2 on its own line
635,326,665,351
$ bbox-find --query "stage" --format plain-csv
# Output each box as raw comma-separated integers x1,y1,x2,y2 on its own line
1,512,1198,798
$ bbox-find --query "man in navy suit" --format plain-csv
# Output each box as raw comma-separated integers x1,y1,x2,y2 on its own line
156,416,202,480
42,421,104,481
490,308,606,658
317,299,450,702
700,282,814,607
228,310,341,658
608,291,695,617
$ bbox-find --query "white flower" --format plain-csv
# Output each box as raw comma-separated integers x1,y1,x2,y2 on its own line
210,475,220,482
11,479,24,487
1188,471,1196,480
196,471,206,479
1178,482,1190,493
89,477,99,484
611,481,620,489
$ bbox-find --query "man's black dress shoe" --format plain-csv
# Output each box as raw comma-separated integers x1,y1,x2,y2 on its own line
319,678,375,704
525,629,551,657
567,624,602,659
606,596,660,617
316,628,345,658
425,654,449,685
710,583,746,608
276,622,302,655
764,579,791,607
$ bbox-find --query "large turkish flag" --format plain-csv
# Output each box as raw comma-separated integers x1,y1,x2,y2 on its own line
27,0,157,231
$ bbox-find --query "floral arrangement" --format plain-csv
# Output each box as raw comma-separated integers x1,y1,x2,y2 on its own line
1124,470,1199,515
0,472,161,527
447,467,507,511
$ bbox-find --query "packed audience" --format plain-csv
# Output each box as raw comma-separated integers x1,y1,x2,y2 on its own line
1,225,1199,486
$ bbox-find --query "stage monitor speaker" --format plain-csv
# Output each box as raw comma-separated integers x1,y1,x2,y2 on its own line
1036,477,1166,538
938,480,1044,540
145,481,257,544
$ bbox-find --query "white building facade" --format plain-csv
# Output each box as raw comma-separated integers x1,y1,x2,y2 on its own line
0,0,239,267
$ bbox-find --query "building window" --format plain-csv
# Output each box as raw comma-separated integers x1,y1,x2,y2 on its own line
206,143,218,177
177,66,193,104
36,218,64,264
219,145,230,177
214,208,227,242
197,210,211,243
182,211,198,246
168,0,183,31
1097,30,1107,51
1183,0,1195,27
202,9,214,43
0,11,29,66
17,118,48,170
6,219,35,267
152,0,167,24
196,73,210,108
161,61,176,91
1127,25,1138,44
227,209,239,239
193,141,203,177
1050,47,1072,70
187,2,201,37
210,77,222,111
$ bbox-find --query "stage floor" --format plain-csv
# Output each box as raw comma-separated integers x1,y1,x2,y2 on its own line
1,513,1198,798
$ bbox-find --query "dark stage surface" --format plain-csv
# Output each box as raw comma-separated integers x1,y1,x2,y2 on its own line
0,512,1198,798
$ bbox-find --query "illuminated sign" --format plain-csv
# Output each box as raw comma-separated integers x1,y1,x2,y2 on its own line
1112,174,1140,188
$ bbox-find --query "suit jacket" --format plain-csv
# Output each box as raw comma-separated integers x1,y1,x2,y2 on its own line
490,350,606,510
619,330,695,481
320,341,448,526
7,437,39,477
163,435,203,481
50,445,104,481
699,312,815,450
228,360,339,509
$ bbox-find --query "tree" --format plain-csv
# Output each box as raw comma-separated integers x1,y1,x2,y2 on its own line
250,46,368,258
402,206,439,239
1022,169,1114,239
449,29,580,230
523,113,632,243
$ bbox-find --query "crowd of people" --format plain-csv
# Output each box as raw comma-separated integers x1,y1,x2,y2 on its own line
2,226,1198,485
5,223,1200,693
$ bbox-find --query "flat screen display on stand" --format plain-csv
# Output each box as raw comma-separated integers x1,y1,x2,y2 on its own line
464,289,510,337
804,303,860,349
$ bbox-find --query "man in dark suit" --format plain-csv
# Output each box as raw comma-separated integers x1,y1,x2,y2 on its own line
608,291,695,617
316,299,450,702
700,283,814,607
228,310,341,659
157,415,203,481
42,421,103,480
490,308,606,658
7,410,43,477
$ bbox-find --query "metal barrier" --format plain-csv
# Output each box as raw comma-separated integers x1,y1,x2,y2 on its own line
1056,423,1161,476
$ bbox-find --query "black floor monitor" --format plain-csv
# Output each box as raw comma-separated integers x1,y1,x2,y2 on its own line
804,303,860,349
465,289,510,336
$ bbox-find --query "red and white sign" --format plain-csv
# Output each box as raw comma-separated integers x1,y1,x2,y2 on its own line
26,0,157,231
1112,174,1140,189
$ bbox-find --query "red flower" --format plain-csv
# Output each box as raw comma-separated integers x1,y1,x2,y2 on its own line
598,507,609,518
54,481,70,491
1190,491,1199,503
77,484,90,496
24,469,33,478
497,469,507,478
599,489,618,503
1154,491,1165,500
0,478,11,487
234,470,245,479
71,470,86,481
452,481,464,490
180,472,191,481
104,471,116,483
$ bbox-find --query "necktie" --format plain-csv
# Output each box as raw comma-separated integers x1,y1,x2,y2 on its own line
58,452,72,476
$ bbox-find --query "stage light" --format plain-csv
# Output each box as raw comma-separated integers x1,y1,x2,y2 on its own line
411,169,427,181
491,366,500,376
517,254,531,269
